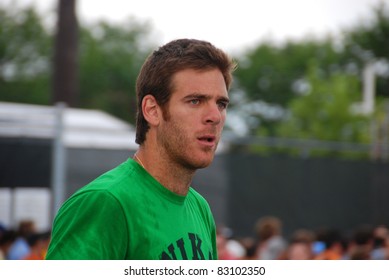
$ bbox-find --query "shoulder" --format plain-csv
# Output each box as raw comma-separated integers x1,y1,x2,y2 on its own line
72,158,144,198
187,187,209,207
55,188,125,226
187,187,214,222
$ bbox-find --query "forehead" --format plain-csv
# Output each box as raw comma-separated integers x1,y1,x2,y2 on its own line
170,68,228,97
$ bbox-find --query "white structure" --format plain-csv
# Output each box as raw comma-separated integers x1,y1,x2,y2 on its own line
0,101,137,230
0,101,137,149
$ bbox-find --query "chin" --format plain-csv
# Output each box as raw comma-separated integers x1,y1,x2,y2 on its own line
196,155,214,169
183,149,216,170
197,161,211,169
183,156,213,170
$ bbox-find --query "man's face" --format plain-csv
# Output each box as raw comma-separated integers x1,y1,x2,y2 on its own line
157,68,229,170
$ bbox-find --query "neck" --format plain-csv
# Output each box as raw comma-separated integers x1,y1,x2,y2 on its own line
134,147,195,196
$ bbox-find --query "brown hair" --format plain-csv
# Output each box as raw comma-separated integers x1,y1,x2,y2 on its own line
135,39,236,145
255,216,283,241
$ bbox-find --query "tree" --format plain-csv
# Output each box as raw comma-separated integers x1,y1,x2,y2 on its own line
231,1,389,138
276,61,370,144
343,1,389,99
232,37,348,136
52,0,79,107
0,4,156,125
78,18,155,123
0,4,51,104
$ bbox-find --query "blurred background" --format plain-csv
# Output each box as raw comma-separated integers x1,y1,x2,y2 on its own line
1,0,389,260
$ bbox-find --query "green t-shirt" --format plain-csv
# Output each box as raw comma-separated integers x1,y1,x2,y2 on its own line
46,158,217,260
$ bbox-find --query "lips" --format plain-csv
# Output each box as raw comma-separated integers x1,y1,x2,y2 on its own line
197,135,217,147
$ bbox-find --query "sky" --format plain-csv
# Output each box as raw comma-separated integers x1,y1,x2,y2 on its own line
5,0,388,53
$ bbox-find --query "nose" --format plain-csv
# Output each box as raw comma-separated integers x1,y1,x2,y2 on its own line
204,103,223,125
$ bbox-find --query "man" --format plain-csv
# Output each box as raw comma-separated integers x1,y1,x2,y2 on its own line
46,39,236,260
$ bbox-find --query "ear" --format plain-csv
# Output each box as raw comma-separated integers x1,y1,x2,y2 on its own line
142,94,161,126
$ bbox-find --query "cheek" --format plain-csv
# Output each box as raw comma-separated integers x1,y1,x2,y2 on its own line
221,110,227,122
221,115,227,125
165,119,191,144
177,113,198,132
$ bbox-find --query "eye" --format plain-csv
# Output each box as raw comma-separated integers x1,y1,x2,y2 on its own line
218,101,229,110
190,99,200,105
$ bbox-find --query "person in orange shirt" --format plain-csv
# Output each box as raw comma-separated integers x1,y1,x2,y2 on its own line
314,229,345,260
23,231,51,260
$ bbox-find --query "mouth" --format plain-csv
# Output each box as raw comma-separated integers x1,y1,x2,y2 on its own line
197,135,217,146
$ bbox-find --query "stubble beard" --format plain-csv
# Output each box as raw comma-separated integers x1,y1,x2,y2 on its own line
158,118,217,171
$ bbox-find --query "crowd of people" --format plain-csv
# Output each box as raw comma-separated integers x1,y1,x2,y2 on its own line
217,216,389,260
1,217,388,260
0,220,51,260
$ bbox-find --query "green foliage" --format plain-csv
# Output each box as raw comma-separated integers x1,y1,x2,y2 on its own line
0,4,51,104
276,61,370,144
0,4,156,125
243,61,372,159
232,37,353,136
232,1,389,142
343,1,389,99
1,1,388,145
79,18,156,123
344,1,389,60
234,38,347,107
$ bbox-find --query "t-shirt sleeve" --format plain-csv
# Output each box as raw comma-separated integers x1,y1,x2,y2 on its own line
46,190,128,260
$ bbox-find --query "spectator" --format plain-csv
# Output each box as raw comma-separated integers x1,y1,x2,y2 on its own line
216,226,240,260
285,241,313,260
239,237,258,260
7,220,36,260
314,228,345,260
283,229,315,260
254,216,287,260
23,230,51,260
370,225,389,260
0,229,17,260
347,225,373,260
